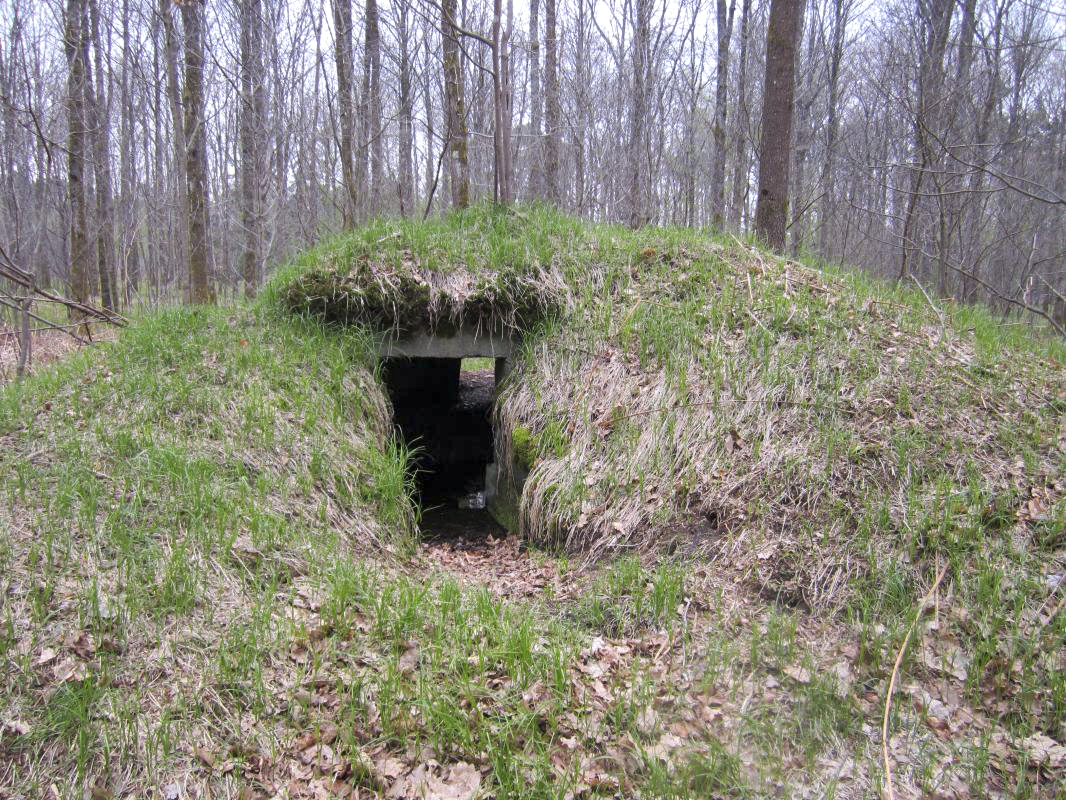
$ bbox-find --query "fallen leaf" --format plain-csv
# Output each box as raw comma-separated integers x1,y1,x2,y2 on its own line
1,718,30,736
195,746,217,769
1020,732,1066,769
53,657,88,683
398,642,420,675
320,723,339,745
783,665,811,684
388,760,481,800
373,755,407,785
65,630,96,658
644,733,684,762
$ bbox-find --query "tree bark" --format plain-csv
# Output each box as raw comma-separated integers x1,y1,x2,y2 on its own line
711,0,735,229
573,0,589,213
86,0,116,310
729,0,752,229
898,0,953,281
119,0,139,300
440,0,470,209
754,0,805,252
180,0,212,303
64,0,90,307
528,0,542,198
627,0,651,227
365,0,382,213
543,0,559,204
397,0,413,216
239,0,266,297
159,0,188,275
331,0,358,227
817,0,848,260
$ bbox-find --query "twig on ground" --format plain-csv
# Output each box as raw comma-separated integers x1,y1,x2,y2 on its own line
881,561,949,800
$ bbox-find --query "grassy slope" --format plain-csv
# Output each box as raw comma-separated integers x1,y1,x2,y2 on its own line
276,205,1065,795
1,206,1063,798
0,309,412,794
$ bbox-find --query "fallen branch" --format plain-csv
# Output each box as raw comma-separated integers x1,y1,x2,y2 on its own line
881,561,949,800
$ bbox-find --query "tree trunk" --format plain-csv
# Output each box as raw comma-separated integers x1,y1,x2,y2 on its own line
119,0,139,301
817,0,847,260
573,0,587,213
180,0,212,303
239,0,266,297
898,0,953,281
754,0,805,252
365,0,382,213
397,0,413,216
711,0,735,229
627,0,651,227
159,0,188,275
528,0,541,198
789,4,815,257
83,0,115,309
729,0,752,229
332,0,358,227
544,0,560,204
64,0,90,307
440,0,470,209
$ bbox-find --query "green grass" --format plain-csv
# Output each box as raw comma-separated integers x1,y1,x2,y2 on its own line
271,205,1063,792
0,306,417,796
3,206,1063,798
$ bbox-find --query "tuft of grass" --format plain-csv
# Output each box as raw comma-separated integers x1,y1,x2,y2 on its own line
574,556,686,637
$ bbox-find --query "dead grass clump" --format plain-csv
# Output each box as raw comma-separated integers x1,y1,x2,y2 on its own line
281,255,567,337
496,234,1064,597
273,205,586,339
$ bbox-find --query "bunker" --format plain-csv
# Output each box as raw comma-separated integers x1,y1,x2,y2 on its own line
378,326,520,537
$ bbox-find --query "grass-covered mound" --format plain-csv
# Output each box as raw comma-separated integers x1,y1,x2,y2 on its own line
273,207,575,335
277,205,1066,785
4,206,1063,798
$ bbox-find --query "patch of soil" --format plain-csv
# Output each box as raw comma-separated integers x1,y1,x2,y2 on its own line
419,508,568,602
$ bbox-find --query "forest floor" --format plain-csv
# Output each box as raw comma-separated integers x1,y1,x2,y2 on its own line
2,208,1064,799
0,327,111,386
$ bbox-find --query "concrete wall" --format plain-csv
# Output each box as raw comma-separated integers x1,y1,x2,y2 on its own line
378,328,517,359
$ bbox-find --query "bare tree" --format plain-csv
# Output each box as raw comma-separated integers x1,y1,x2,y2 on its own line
754,0,805,251
711,0,735,228
64,0,90,306
627,0,652,227
239,0,266,297
440,0,470,209
364,0,383,212
543,0,559,204
179,0,212,303
85,0,116,310
332,0,358,227
527,0,541,198
1,0,1062,332
729,0,752,229
397,0,414,216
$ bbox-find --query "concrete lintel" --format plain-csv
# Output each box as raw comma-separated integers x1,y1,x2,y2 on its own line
378,329,517,359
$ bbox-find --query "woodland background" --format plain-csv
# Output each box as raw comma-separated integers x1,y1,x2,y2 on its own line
0,0,1064,325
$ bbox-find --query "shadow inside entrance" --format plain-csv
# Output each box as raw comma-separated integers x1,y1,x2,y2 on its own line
382,358,506,541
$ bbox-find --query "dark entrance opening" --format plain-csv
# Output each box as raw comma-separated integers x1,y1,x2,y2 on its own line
382,356,505,541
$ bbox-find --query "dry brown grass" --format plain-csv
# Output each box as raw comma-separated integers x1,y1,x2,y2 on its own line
0,326,116,386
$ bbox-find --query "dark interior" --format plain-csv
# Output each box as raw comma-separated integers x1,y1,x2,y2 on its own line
382,357,500,538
